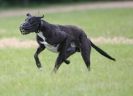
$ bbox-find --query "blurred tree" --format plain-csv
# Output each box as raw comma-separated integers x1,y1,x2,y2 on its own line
23,0,30,5
0,0,132,7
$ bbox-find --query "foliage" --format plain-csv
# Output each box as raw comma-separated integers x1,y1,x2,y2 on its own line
0,0,132,7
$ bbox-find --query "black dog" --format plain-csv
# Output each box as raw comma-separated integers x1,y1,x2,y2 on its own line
20,13,115,73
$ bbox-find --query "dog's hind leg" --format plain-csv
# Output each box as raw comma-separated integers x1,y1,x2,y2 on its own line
53,52,64,73
63,46,76,64
64,60,70,64
80,35,91,71
53,47,76,73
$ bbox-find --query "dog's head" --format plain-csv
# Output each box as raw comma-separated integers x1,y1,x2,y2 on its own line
20,13,44,35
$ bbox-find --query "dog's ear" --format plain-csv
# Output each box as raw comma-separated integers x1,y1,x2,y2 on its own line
41,14,44,18
26,13,32,17
39,14,44,19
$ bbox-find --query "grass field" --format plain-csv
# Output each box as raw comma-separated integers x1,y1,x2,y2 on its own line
0,7,133,96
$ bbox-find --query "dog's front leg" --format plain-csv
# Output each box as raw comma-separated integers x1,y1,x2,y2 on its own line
34,45,45,69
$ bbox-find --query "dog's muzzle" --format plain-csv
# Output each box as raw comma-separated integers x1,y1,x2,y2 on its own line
20,22,40,35
20,24,27,35
20,22,34,35
19,22,30,35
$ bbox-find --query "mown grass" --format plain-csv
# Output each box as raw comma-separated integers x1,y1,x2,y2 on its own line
0,45,133,96
0,8,133,96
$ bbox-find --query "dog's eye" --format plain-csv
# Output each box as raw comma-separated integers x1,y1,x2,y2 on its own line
28,19,32,22
27,19,34,24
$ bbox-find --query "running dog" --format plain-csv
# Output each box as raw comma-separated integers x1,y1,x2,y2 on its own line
20,13,115,73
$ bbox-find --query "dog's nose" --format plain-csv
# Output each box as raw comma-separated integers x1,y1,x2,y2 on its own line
20,24,23,28
22,23,26,27
20,22,25,29
19,25,24,32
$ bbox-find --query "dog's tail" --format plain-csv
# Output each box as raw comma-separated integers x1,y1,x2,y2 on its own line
90,40,116,61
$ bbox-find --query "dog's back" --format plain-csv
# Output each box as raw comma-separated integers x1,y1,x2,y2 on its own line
58,25,87,41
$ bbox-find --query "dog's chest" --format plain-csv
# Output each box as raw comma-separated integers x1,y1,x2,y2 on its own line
37,32,59,53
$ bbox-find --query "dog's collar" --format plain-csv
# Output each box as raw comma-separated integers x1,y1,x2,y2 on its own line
36,20,43,33
40,20,43,26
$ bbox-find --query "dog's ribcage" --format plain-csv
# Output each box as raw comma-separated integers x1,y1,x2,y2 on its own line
37,32,59,53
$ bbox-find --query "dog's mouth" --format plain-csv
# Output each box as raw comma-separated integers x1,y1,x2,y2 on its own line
21,30,29,35
20,22,40,35
19,24,34,35
20,26,30,35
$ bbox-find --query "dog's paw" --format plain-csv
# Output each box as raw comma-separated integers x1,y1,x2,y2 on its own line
64,60,70,64
38,67,43,71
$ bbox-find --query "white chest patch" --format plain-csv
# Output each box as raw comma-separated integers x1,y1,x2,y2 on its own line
37,32,59,53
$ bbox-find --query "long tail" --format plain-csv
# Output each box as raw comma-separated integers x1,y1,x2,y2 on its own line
90,40,116,61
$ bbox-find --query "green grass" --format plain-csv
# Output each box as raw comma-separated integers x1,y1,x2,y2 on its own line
0,8,133,96
0,8,133,39
0,45,133,96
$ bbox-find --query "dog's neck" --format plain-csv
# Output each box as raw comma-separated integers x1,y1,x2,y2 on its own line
37,20,53,38
39,20,50,30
